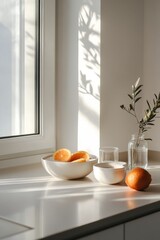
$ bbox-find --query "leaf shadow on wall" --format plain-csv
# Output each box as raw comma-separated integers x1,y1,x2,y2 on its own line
78,0,100,101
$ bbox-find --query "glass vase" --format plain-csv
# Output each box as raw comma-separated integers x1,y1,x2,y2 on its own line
128,134,148,170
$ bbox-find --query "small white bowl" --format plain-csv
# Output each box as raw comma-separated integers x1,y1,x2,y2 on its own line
41,154,98,180
93,161,126,184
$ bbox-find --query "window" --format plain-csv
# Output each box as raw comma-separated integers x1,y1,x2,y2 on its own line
0,0,55,164
0,0,39,138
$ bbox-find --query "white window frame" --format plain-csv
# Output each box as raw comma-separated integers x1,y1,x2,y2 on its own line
0,0,55,167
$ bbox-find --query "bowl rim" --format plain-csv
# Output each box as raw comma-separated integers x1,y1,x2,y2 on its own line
41,154,98,164
93,161,126,169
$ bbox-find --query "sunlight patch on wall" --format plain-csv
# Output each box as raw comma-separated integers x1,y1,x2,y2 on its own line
78,0,100,156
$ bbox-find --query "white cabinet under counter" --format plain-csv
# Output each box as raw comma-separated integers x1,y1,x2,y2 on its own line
125,211,160,240
77,211,160,240
77,225,124,240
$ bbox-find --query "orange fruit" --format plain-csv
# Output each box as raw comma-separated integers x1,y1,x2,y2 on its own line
70,151,90,162
72,158,86,163
125,167,152,191
53,148,71,162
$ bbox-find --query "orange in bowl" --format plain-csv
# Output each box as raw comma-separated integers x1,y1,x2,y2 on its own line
70,151,90,162
72,158,86,163
125,167,152,191
53,148,71,162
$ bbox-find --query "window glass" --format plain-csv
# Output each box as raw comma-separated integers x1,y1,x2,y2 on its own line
0,0,39,138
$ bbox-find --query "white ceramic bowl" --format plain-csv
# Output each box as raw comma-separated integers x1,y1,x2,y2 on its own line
93,161,126,184
41,154,98,180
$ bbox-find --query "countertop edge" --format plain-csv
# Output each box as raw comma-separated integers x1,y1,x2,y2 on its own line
42,200,160,240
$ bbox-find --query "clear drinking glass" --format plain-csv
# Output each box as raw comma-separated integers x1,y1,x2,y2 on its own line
99,147,119,163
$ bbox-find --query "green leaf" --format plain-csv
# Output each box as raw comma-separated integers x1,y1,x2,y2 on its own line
147,123,154,126
128,94,133,100
120,105,124,109
149,113,156,120
135,89,142,97
135,84,143,93
146,100,151,110
142,129,148,132
121,79,160,137
132,85,135,92
134,78,140,88
153,99,156,105
135,97,141,103
129,104,134,111
154,94,158,99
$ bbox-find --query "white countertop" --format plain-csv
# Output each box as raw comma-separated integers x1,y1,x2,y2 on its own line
0,163,160,240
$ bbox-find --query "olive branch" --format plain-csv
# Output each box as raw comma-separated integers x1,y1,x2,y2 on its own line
120,78,160,141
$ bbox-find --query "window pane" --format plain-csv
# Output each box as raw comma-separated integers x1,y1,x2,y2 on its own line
0,0,39,138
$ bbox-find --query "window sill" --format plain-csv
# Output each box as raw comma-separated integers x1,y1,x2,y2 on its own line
0,160,48,179
0,152,51,170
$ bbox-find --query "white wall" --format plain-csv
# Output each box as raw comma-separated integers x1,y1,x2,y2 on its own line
56,0,160,154
143,0,160,151
56,0,79,151
101,0,160,152
101,0,144,151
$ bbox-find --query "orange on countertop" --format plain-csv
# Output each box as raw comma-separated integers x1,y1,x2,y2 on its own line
53,148,72,162
125,167,152,191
